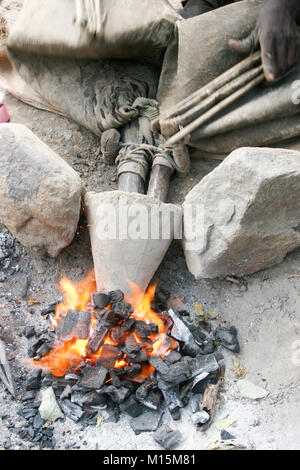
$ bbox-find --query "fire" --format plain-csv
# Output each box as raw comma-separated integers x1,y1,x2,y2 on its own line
33,271,178,379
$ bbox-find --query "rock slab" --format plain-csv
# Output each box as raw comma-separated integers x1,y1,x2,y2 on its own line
0,124,83,257
183,147,300,278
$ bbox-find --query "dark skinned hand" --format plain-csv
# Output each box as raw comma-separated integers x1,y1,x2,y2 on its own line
229,0,300,81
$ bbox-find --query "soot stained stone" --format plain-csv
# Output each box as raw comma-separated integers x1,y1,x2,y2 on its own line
214,326,240,353
80,366,108,390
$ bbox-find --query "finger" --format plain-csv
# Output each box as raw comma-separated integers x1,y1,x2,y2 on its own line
260,32,276,81
228,30,258,54
275,36,288,76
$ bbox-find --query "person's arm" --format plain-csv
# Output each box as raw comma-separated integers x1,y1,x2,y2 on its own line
229,0,300,81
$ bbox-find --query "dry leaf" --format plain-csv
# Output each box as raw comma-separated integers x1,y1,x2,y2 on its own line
26,299,40,306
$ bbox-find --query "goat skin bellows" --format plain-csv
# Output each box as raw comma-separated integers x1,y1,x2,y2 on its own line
7,0,180,66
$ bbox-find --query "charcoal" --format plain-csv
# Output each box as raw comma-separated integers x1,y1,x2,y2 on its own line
80,366,108,390
110,370,122,387
149,323,159,334
60,385,72,400
60,399,85,422
214,326,240,353
126,350,148,364
129,409,164,435
104,309,124,327
149,357,170,376
92,292,110,309
101,407,120,423
21,407,38,420
98,345,122,370
153,425,182,450
70,391,88,406
64,373,80,382
133,321,153,338
109,326,125,344
22,391,36,402
189,395,200,414
108,290,124,304
33,413,44,430
162,388,183,421
136,386,163,411
192,410,210,425
105,385,130,404
190,354,220,378
28,338,43,358
164,350,182,364
191,373,210,393
83,392,108,409
35,343,52,358
39,331,56,346
23,326,36,339
112,301,133,320
25,369,42,390
221,430,236,441
168,309,200,357
86,321,109,356
190,325,215,354
122,318,136,332
151,287,170,312
40,302,59,316
151,336,177,358
153,357,191,386
123,363,142,378
56,310,92,340
124,334,142,356
119,396,143,418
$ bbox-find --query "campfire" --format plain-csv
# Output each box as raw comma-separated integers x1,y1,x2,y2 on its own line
23,271,237,434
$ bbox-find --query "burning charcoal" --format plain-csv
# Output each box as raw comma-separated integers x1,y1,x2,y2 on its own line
60,399,85,422
164,350,181,364
98,345,122,370
129,409,164,435
123,363,142,378
40,302,59,316
105,385,130,404
151,335,178,358
112,301,133,320
214,326,240,353
110,370,122,388
80,366,108,390
109,326,125,344
83,392,108,409
23,326,36,339
153,425,182,450
126,350,148,364
35,343,52,359
149,357,170,376
56,310,92,340
190,325,215,355
162,388,183,421
101,309,123,327
86,321,109,356
108,290,124,304
168,309,200,357
25,369,42,390
119,396,143,418
122,318,136,332
152,357,192,386
92,292,110,309
124,334,142,356
133,321,153,339
149,323,159,334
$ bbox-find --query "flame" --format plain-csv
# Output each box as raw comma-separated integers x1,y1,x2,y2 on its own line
34,273,177,379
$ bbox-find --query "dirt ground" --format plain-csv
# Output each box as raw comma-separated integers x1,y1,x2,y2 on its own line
0,91,300,451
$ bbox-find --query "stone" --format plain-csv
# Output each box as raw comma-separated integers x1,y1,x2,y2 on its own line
237,379,269,400
39,388,64,422
0,124,84,257
85,191,182,301
183,147,300,278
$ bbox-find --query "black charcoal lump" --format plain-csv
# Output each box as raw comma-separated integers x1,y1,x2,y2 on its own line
214,326,240,353
153,425,182,450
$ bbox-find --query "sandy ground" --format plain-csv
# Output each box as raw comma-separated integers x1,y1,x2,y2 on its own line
0,92,299,451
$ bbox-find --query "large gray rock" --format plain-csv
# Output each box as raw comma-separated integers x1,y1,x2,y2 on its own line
0,124,83,257
183,147,300,278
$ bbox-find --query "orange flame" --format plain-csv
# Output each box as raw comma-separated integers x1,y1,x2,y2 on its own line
33,272,177,379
